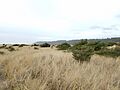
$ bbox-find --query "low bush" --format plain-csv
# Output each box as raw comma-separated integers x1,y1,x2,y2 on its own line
96,47,120,58
55,40,120,62
56,43,71,50
40,43,50,47
31,44,40,47
19,44,24,47
18,44,29,47
34,47,39,50
72,46,94,62
12,44,19,46
8,46,15,52
71,40,120,62
70,39,88,50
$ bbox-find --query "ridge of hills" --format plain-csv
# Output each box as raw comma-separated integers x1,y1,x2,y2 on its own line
35,37,120,45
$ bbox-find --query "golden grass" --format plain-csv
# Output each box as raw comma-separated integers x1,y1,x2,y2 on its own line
0,46,120,90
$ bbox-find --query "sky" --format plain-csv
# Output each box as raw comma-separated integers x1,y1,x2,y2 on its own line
0,0,120,43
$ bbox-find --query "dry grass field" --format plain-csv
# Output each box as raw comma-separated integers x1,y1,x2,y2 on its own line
0,46,120,90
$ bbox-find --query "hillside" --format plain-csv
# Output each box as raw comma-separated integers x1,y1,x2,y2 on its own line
35,37,120,45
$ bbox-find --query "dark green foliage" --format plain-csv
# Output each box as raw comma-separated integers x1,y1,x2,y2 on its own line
8,46,15,52
32,44,39,47
56,43,71,50
19,44,24,47
70,40,93,62
70,39,89,51
12,44,19,46
18,44,29,47
34,47,39,50
71,40,120,62
40,43,50,47
79,39,88,45
96,47,120,58
72,46,94,62
55,39,119,62
93,42,106,51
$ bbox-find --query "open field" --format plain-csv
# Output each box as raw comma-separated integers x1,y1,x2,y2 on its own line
0,46,120,90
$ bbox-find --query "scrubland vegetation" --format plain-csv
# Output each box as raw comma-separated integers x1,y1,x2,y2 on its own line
0,41,120,90
57,40,120,62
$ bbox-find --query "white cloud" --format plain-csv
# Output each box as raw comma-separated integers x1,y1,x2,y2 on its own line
55,0,120,21
1,0,120,28
0,0,120,43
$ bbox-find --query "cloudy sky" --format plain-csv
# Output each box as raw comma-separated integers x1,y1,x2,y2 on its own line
0,0,120,43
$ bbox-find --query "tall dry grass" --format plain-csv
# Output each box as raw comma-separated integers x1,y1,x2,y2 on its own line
0,46,120,90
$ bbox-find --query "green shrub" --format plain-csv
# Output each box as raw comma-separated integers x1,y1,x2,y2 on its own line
8,46,15,52
18,44,23,47
70,40,92,62
40,43,50,47
70,41,94,52
87,41,99,46
56,43,71,50
72,46,94,63
12,44,19,46
79,39,88,45
59,40,120,62
18,44,29,47
96,47,120,58
32,44,39,47
70,39,90,51
71,41,114,62
34,47,39,50
87,41,107,51
70,43,82,50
